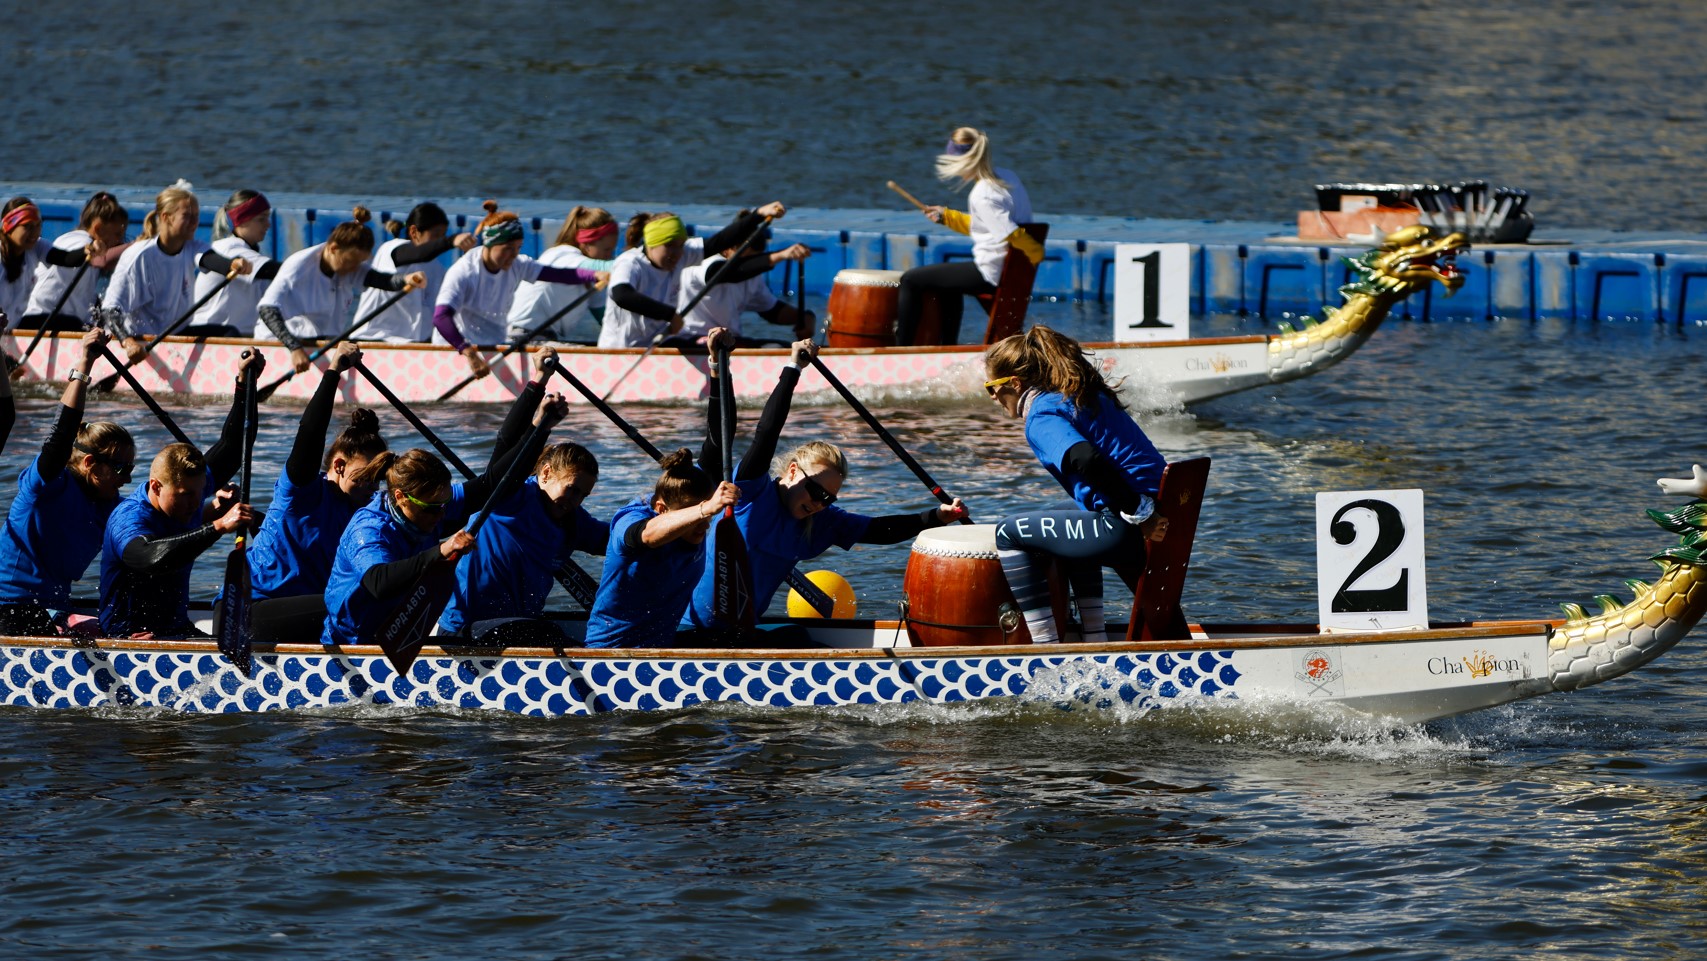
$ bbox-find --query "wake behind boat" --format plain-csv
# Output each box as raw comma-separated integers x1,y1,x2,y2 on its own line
2,457,1698,726
5,228,1468,407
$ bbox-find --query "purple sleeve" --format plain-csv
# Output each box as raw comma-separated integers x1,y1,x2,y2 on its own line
433,304,469,352
537,266,600,286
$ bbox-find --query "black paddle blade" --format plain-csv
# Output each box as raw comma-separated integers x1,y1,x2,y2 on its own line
216,544,253,675
374,563,456,677
713,510,756,631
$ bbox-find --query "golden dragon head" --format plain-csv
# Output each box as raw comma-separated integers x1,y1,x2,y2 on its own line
1351,226,1470,299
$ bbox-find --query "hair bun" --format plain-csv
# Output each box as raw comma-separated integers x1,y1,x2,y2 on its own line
482,199,499,214
348,407,380,432
659,448,694,473
351,205,372,224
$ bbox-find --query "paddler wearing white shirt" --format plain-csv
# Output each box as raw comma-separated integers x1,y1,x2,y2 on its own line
18,191,132,333
102,181,256,363
595,201,788,349
896,126,1043,346
186,189,281,338
355,202,476,344
432,200,610,382
505,205,619,346
675,217,815,346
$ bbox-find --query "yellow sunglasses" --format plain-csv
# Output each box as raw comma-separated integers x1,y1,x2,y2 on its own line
983,376,1016,397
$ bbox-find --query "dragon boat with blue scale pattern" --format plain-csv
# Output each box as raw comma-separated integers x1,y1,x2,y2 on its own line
1,459,1702,726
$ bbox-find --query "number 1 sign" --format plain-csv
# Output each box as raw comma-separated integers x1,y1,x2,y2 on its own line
1315,489,1429,632
1112,243,1190,342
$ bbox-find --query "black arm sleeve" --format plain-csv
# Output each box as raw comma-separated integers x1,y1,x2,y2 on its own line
36,403,82,481
120,525,223,572
704,252,775,287
489,379,545,471
203,371,258,488
259,305,305,352
197,250,236,275
701,383,724,482
388,237,456,267
255,260,280,281
701,211,767,257
1061,441,1144,516
45,247,87,268
736,366,800,481
361,268,408,292
608,283,676,322
461,418,554,516
359,545,443,600
857,507,944,546
0,395,12,456
287,370,340,484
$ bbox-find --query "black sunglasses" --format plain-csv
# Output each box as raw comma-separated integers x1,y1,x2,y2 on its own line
77,445,134,480
801,473,837,507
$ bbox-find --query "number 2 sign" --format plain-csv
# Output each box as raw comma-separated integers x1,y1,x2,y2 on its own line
1315,489,1429,632
1112,244,1190,342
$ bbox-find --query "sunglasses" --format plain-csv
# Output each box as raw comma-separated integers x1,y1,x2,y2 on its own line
77,446,134,480
983,375,1016,397
401,489,452,511
800,473,838,507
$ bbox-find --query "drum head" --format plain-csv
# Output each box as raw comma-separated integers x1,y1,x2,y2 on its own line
832,268,904,288
911,523,999,558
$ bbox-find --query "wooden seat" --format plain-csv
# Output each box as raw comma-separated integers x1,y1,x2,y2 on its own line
978,223,1050,343
1112,457,1211,642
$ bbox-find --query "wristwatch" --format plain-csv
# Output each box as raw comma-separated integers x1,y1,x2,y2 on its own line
67,369,88,383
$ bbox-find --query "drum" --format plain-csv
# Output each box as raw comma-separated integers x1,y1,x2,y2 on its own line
825,269,943,348
901,524,1067,646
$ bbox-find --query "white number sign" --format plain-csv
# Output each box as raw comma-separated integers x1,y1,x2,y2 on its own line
1113,243,1190,342
1315,489,1429,632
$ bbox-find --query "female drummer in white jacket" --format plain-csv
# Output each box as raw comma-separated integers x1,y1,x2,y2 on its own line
896,127,1043,346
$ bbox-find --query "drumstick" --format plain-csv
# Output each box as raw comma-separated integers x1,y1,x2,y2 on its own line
886,180,930,213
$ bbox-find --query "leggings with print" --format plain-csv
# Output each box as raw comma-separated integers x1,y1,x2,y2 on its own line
993,507,1145,643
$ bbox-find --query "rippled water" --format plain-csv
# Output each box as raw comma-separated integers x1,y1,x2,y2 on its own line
7,4,1707,958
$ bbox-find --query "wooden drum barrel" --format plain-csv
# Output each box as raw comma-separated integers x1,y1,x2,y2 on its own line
825,269,944,348
902,524,1065,646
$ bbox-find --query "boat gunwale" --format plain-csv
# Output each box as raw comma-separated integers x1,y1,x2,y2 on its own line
0,619,1554,660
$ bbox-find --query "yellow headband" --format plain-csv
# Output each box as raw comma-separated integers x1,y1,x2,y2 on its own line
642,215,687,248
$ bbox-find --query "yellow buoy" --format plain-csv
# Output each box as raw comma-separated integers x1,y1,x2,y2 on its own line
787,569,857,619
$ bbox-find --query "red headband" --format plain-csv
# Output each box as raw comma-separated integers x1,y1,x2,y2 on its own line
1,204,41,234
226,194,271,228
576,221,617,245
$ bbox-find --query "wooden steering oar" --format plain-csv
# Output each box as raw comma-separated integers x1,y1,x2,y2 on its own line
216,355,259,674
437,282,603,402
351,359,599,609
599,214,775,404
886,180,930,213
540,354,836,618
13,259,93,375
374,414,557,675
810,355,971,524
92,262,244,393
255,285,417,402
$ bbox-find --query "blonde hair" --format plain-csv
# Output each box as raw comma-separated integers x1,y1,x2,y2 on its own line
140,180,198,240
348,448,451,499
985,324,1124,413
150,442,207,486
935,127,1006,190
780,441,847,480
71,422,134,481
553,205,615,249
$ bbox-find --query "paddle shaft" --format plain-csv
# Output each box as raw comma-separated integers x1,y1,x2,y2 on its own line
355,359,597,607
886,180,930,213
15,259,92,368
713,345,754,629
810,356,969,524
599,214,774,404
544,355,835,617
437,283,601,402
257,286,414,400
96,344,192,446
217,362,258,673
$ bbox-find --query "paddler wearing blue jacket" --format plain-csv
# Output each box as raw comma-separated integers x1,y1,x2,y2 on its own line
0,328,134,636
319,399,566,648
97,351,263,638
983,324,1169,644
438,350,606,646
678,330,969,646
243,341,388,642
583,449,740,649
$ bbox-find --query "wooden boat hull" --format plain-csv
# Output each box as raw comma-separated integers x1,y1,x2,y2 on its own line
6,331,1313,407
0,619,1560,725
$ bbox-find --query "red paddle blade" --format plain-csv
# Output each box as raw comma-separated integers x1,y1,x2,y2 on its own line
216,543,253,676
375,564,456,677
713,509,756,631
